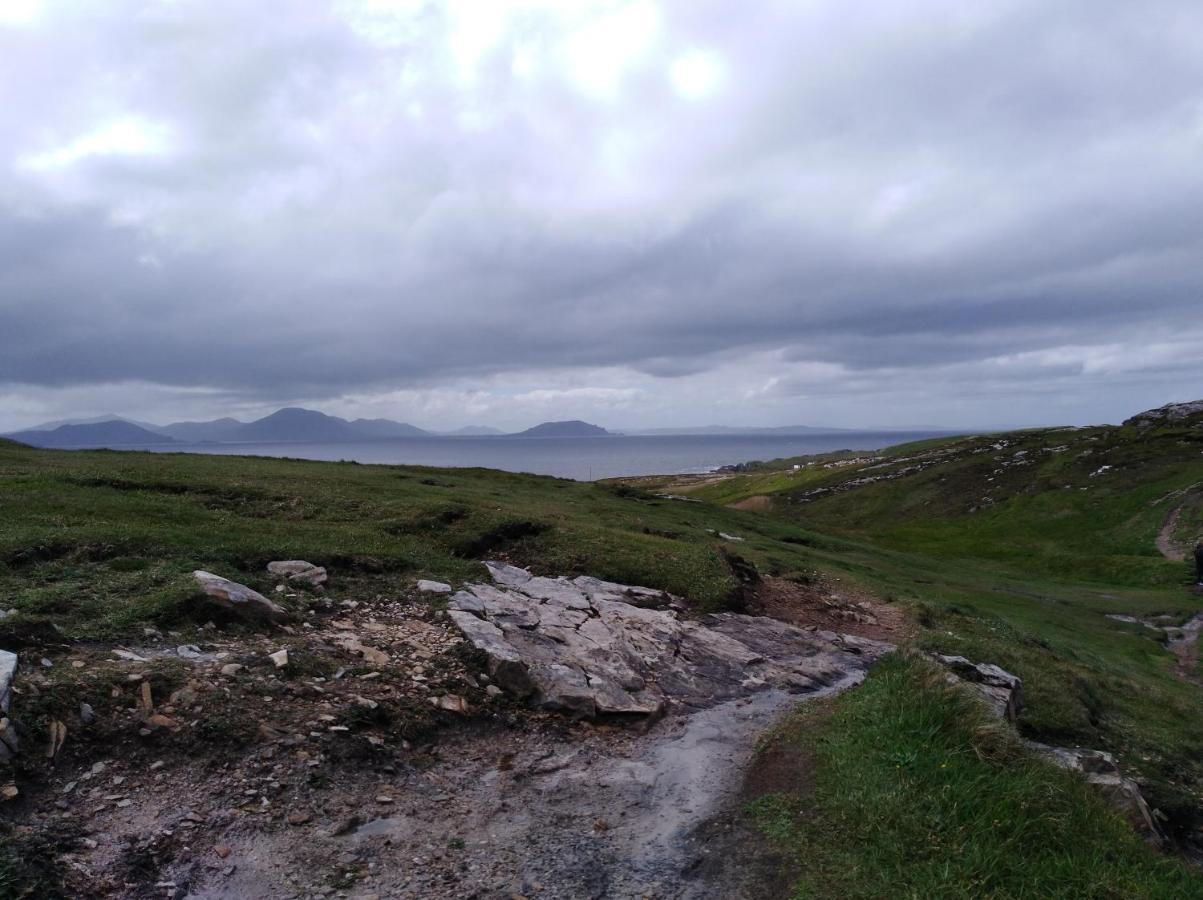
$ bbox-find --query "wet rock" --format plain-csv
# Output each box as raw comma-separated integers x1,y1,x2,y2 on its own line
193,571,290,623
449,563,893,717
0,650,15,714
416,580,453,594
267,560,328,588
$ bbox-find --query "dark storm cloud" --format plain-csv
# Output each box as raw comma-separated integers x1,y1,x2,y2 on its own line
2,0,1203,428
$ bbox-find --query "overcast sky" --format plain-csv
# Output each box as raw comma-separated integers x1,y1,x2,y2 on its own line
2,0,1202,432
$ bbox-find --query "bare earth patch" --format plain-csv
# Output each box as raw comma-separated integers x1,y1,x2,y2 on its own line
748,576,913,644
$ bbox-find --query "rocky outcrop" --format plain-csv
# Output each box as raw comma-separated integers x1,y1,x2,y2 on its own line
267,560,327,588
935,654,1164,845
1124,400,1203,429
1030,745,1163,844
448,563,894,717
935,654,1023,722
193,571,290,623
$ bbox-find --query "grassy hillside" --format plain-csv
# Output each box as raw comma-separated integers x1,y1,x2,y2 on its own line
0,439,830,639
3,414,1203,895
643,411,1203,856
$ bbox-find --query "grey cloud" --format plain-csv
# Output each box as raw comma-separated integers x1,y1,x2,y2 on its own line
2,0,1203,429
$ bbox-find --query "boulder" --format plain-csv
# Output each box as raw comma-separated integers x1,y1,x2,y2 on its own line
447,562,894,717
193,571,290,623
267,560,327,587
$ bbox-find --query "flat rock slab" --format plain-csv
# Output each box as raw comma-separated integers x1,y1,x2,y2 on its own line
449,563,894,716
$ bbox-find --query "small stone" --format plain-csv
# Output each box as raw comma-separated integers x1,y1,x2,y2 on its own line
214,844,231,859
79,702,96,725
485,685,502,697
220,663,244,677
1,784,18,801
268,649,289,668
416,580,453,594
287,810,312,826
375,795,394,804
433,695,469,714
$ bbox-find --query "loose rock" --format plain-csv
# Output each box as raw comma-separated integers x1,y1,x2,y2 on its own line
267,560,328,588
416,579,454,594
193,571,291,623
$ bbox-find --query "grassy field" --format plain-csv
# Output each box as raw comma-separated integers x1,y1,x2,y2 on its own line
0,438,833,639
750,655,1201,899
3,409,1203,895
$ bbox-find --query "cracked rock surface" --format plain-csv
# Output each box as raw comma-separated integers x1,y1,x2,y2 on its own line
449,562,895,716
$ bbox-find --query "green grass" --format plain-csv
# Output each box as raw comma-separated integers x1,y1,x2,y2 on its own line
0,440,831,638
752,655,1201,899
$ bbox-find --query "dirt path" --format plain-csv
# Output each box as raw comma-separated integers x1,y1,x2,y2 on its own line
1157,503,1186,562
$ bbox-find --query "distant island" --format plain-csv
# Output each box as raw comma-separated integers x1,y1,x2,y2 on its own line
512,420,612,438
3,409,614,448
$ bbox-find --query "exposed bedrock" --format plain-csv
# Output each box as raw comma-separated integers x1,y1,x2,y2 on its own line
448,561,895,717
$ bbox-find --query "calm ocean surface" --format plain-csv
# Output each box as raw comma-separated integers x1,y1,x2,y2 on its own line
143,431,955,481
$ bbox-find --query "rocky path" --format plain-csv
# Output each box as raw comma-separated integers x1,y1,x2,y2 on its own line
1,563,895,899
196,565,893,898
204,684,866,899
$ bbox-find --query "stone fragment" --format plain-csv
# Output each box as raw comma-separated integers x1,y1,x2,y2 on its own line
416,579,453,594
193,571,290,623
267,560,328,588
269,649,289,668
433,694,470,713
79,702,96,725
287,810,312,826
220,663,244,677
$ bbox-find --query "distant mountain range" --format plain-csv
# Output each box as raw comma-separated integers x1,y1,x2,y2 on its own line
4,409,613,448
